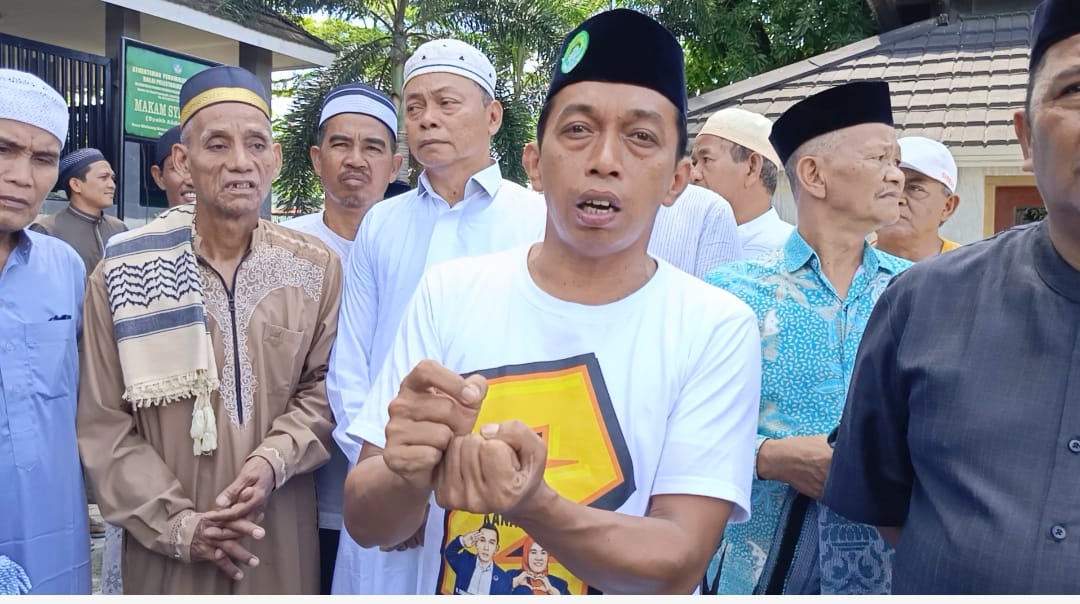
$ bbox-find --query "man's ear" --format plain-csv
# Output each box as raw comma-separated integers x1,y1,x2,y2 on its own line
68,176,84,196
272,142,283,180
173,144,192,181
746,152,764,188
522,141,543,192
391,153,404,176
1014,110,1034,173
150,165,166,190
662,158,692,208
309,145,323,179
487,99,504,138
796,155,828,200
942,194,960,222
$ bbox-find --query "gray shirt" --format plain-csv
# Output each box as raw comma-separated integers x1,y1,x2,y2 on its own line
823,220,1080,594
30,205,127,277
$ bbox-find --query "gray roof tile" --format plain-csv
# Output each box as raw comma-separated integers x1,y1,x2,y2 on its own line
689,10,1035,149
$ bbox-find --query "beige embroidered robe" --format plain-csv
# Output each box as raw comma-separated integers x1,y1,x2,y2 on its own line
76,221,341,594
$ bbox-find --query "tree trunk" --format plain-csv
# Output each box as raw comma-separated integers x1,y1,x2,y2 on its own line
391,0,411,182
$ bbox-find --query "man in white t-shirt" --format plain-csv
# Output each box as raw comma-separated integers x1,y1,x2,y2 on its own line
280,82,402,594
341,9,761,595
691,108,793,260
328,40,546,595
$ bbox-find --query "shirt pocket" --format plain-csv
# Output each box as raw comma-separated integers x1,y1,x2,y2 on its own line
10,320,77,470
260,323,306,411
27,320,77,399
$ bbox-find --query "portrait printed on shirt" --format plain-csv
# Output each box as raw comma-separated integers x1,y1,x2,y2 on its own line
434,354,635,595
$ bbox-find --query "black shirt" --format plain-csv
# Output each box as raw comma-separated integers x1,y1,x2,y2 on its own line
823,220,1080,594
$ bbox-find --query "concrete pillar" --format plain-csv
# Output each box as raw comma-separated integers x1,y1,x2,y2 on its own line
239,43,274,219
105,5,140,220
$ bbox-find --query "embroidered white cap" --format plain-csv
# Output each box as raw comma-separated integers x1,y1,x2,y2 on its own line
697,107,782,168
0,69,69,145
404,39,496,98
899,136,958,193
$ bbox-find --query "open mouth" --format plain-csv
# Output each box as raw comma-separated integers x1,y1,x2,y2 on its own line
225,181,257,191
577,198,619,215
182,191,197,203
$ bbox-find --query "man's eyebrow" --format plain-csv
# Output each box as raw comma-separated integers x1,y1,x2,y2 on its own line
1048,65,1080,89
628,108,664,124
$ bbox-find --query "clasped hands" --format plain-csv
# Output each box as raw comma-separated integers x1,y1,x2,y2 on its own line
190,455,275,581
383,360,551,518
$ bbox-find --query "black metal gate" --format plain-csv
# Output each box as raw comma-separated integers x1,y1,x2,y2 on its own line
0,33,113,162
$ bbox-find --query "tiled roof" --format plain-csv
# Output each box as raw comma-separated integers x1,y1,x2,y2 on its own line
688,11,1034,149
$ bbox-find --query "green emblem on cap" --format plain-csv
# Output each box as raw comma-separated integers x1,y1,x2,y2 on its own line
560,30,589,74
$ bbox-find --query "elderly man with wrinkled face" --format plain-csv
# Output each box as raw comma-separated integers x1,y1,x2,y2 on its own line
825,0,1080,594
705,81,911,595
76,65,340,595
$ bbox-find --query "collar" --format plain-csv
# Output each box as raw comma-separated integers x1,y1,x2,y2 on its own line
5,229,33,265
65,203,104,224
193,217,265,259
782,229,903,277
1035,219,1080,303
415,161,502,204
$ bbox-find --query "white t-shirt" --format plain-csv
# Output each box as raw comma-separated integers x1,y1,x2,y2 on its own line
737,207,794,261
280,208,352,530
350,246,761,595
279,210,353,260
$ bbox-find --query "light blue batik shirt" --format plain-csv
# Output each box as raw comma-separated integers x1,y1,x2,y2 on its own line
0,229,89,594
704,230,910,595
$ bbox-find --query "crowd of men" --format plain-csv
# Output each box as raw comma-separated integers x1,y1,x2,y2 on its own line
1,0,1078,595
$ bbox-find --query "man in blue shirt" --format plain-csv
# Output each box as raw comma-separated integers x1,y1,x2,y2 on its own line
0,68,89,594
705,81,910,595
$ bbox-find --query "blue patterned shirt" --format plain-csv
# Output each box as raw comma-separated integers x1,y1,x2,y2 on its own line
704,230,910,594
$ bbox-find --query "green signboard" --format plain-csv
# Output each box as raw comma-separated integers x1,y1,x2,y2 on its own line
123,42,214,139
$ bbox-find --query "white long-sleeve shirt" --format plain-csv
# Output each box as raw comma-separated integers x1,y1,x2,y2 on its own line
328,162,547,462
648,184,743,278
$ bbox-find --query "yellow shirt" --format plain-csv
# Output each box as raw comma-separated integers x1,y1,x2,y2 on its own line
940,237,961,252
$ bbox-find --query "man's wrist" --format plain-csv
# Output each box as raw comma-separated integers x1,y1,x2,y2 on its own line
505,480,559,525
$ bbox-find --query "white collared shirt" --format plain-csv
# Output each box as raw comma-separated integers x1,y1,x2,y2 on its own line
737,207,794,261
329,162,546,462
465,560,494,595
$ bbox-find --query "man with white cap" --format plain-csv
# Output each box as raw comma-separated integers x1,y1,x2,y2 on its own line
280,81,403,594
692,107,793,259
0,68,90,594
873,136,961,262
328,39,546,595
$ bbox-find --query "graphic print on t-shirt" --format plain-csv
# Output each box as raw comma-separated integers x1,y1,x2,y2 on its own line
435,354,635,595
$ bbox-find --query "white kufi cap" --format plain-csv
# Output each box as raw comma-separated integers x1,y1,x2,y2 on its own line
698,107,782,168
0,69,69,145
404,39,496,98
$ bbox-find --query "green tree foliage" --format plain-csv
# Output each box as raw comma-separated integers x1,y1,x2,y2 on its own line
631,0,877,96
218,0,878,213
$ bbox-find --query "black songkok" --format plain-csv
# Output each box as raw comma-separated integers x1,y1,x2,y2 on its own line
545,9,686,118
57,147,107,191
769,81,894,165
178,65,270,127
1030,0,1080,71
154,125,181,169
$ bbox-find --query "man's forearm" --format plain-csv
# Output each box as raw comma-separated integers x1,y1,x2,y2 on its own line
507,485,718,595
342,452,431,548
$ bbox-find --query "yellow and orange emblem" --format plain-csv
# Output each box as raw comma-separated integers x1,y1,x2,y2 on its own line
435,354,634,595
